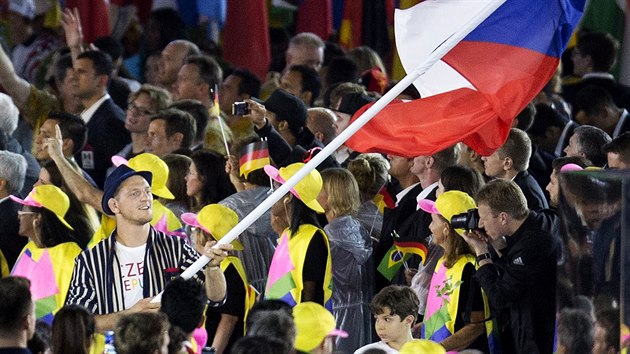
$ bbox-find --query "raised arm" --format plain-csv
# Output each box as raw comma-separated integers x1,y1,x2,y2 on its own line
44,124,105,213
61,8,84,63
0,44,32,109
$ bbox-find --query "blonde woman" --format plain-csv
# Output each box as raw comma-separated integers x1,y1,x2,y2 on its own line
318,168,373,353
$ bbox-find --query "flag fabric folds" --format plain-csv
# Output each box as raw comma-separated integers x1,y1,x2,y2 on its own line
339,0,364,49
394,240,428,260
239,141,271,178
346,0,585,158
296,0,333,41
377,245,410,281
362,0,391,57
222,0,271,80
373,185,396,214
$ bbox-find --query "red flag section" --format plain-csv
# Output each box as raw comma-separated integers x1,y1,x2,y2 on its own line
394,240,428,263
64,0,110,43
295,0,333,41
222,0,270,80
347,42,557,157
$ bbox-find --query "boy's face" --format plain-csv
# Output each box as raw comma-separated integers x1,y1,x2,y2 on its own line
374,306,413,346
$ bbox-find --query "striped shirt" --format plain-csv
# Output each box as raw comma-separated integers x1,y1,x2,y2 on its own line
65,227,217,314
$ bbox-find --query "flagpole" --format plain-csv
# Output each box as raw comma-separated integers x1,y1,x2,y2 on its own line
215,84,231,155
151,2,504,302
173,69,421,274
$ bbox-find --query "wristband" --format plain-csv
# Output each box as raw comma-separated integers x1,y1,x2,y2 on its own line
476,252,492,266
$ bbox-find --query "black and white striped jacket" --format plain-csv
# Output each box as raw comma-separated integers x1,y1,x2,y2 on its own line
65,227,219,314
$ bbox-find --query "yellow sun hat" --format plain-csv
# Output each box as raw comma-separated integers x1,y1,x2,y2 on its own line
293,302,348,352
263,162,324,213
10,185,74,230
112,153,175,200
419,190,477,235
399,339,446,354
181,204,243,250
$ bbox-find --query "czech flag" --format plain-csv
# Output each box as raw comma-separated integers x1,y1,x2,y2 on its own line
346,0,585,158
239,141,271,178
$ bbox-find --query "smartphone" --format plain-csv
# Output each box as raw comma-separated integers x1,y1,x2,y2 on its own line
232,102,250,115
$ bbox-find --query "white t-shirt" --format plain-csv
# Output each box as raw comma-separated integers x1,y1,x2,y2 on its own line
354,341,399,354
116,242,146,309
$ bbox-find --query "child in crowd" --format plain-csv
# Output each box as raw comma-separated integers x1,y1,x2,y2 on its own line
354,285,419,354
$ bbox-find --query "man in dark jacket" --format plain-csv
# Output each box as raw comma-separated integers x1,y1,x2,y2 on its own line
482,128,548,210
463,180,557,354
246,89,337,170
73,51,130,187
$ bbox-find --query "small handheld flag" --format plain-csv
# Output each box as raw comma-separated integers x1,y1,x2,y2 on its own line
239,140,271,178
377,230,429,280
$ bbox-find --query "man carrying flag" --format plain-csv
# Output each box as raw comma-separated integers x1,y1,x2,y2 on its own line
374,154,422,291
171,3,585,350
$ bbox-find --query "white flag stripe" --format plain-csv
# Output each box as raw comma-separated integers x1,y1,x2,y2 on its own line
395,0,506,97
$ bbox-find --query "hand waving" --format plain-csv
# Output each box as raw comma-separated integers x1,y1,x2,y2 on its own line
61,8,84,50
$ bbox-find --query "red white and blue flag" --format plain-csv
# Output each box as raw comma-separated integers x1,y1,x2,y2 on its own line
346,0,585,157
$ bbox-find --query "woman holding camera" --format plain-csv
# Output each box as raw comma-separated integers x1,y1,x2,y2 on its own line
418,191,496,354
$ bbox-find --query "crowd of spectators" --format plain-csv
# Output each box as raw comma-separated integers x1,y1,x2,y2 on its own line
0,1,629,354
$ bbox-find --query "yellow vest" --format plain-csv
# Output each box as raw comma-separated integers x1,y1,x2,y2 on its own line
11,241,82,322
422,254,498,354
0,250,9,277
265,224,333,311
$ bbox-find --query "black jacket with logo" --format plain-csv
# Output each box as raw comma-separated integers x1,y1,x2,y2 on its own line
475,212,557,354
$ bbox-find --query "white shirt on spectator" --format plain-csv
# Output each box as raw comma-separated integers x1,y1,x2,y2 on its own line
116,241,145,309
354,341,399,354
80,93,110,125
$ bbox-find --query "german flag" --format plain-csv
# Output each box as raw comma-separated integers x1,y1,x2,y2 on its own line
372,185,396,214
394,240,428,264
239,141,270,178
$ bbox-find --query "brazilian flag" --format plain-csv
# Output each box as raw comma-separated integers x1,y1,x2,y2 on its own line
377,245,411,281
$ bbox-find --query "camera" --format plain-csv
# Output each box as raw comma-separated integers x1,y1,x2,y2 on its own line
450,208,482,232
232,102,249,116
